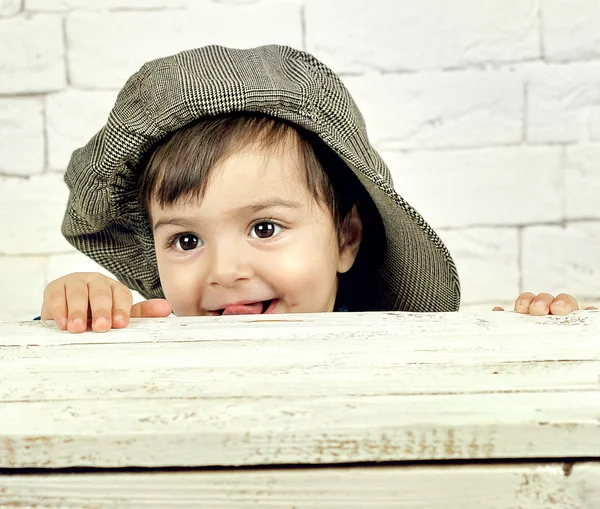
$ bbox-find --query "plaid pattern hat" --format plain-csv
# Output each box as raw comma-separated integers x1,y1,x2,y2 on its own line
62,45,460,312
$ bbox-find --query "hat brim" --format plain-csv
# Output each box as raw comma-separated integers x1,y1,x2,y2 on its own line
344,157,460,312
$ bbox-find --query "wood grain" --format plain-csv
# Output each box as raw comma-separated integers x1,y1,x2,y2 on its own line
1,311,599,469
1,463,599,508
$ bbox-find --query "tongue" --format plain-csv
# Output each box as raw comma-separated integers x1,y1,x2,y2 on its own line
222,302,263,315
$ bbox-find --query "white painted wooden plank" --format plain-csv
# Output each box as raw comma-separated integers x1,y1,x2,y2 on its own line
1,391,600,468
2,360,599,402
1,310,598,347
1,463,598,508
578,462,600,507
2,313,599,366
1,311,600,468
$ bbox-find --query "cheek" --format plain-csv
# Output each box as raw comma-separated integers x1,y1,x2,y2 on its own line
155,253,202,311
266,241,339,294
155,254,176,299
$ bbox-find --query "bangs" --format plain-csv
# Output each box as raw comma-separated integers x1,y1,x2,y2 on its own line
139,114,301,211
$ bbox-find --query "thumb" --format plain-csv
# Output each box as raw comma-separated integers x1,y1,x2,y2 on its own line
130,299,173,318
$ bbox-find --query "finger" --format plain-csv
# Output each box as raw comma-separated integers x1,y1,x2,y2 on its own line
584,306,598,310
65,279,90,333
528,293,555,316
549,293,579,316
87,280,114,333
42,283,68,329
40,302,67,330
40,303,52,320
492,306,504,311
110,282,133,329
514,292,536,314
130,299,173,318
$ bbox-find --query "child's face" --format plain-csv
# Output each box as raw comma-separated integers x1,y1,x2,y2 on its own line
149,139,360,316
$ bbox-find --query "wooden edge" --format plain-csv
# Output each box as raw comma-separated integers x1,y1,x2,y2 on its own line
1,462,599,508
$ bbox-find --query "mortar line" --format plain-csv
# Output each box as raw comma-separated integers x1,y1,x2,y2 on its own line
536,0,546,61
517,226,524,294
61,15,71,87
41,95,49,173
300,3,306,50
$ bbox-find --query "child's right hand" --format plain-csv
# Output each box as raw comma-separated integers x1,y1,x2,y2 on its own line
41,272,172,333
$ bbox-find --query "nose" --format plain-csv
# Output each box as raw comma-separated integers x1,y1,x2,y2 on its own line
207,242,253,288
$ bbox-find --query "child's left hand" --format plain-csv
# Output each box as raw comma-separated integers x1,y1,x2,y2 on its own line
493,293,598,315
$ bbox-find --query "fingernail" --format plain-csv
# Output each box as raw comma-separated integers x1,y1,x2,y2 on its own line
95,317,110,330
518,299,531,309
71,318,85,329
114,314,126,325
59,317,67,328
534,301,546,309
554,300,566,308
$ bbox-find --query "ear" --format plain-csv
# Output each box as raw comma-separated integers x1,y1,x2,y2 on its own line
337,204,363,274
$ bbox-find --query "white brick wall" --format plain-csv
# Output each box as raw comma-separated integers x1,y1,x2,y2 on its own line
0,98,45,175
381,147,563,228
0,14,65,94
343,70,523,149
527,62,600,143
66,5,303,89
1,0,598,320
542,0,600,60
523,223,600,302
305,0,539,72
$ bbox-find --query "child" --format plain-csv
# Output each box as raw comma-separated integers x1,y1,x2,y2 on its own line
40,45,595,333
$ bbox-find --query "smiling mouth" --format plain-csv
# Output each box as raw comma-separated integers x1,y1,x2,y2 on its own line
213,299,277,316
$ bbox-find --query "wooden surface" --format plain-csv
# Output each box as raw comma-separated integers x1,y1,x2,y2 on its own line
1,464,599,508
1,310,600,507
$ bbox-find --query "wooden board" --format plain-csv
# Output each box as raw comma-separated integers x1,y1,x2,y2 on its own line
1,463,599,508
1,311,599,468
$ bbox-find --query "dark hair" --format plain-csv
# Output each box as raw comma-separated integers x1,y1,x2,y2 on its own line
138,112,384,310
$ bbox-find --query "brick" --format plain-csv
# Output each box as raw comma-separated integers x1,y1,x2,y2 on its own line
0,0,21,16
342,71,523,150
437,228,519,306
381,146,563,229
47,252,145,303
0,256,46,321
522,223,600,301
526,62,600,143
46,89,118,171
0,174,73,255
66,5,302,88
306,0,539,73
564,144,600,219
26,0,191,10
0,14,64,94
0,98,44,176
542,0,600,61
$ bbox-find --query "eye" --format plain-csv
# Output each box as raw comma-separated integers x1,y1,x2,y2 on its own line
172,233,202,251
250,221,283,240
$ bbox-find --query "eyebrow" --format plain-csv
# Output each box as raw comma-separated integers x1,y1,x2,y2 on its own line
153,198,303,232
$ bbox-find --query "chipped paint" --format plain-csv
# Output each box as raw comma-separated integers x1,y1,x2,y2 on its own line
312,428,499,462
552,422,579,431
0,438,16,467
516,468,584,507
